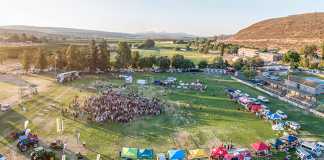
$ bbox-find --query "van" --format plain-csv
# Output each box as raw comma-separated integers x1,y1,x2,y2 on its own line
301,141,322,157
316,142,324,151
296,147,315,160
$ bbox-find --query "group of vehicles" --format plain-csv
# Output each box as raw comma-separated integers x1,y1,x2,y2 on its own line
296,141,323,160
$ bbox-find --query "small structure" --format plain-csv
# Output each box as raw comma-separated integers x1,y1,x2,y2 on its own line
168,149,186,160
120,147,138,159
138,148,154,159
56,71,80,83
188,149,209,160
251,141,270,157
211,146,228,159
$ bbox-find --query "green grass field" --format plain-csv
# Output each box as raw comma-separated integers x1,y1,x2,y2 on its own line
0,73,323,159
134,49,218,64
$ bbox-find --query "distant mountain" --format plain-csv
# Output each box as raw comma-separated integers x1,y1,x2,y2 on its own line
136,31,195,40
0,25,195,40
228,12,324,49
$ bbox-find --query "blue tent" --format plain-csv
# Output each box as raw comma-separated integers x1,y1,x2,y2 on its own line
168,149,185,160
272,139,284,148
269,113,282,120
138,148,154,159
287,135,298,143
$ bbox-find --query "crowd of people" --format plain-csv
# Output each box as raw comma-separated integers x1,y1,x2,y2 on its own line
69,90,163,123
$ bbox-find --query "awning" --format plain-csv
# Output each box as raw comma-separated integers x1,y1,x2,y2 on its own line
121,147,139,159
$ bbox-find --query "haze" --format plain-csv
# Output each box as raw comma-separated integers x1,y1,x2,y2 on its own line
1,0,324,36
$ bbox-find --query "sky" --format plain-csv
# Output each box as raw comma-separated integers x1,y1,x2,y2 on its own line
1,0,324,36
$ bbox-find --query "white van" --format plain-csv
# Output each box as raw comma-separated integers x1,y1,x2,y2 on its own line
301,141,322,157
296,147,315,160
316,142,324,151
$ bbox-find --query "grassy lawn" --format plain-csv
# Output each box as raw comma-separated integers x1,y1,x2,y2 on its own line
134,49,219,64
0,73,323,159
0,82,18,101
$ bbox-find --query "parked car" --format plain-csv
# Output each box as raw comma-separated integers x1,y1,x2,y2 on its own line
301,141,322,157
317,142,324,151
296,147,315,160
0,104,11,112
257,96,269,103
276,110,288,119
285,121,301,130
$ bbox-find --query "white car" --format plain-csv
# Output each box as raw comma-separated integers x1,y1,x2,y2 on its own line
0,154,6,160
257,96,269,103
317,142,324,151
0,104,11,112
286,121,301,130
301,141,322,157
296,147,315,160
276,110,288,119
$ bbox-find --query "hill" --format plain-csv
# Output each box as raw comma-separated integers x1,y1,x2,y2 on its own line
228,13,324,50
0,25,194,40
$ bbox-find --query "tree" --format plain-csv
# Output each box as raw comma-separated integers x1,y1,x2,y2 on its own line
21,51,32,72
283,50,301,69
115,42,132,68
171,54,185,69
34,48,48,71
181,59,195,70
233,58,244,70
301,45,317,59
156,56,170,70
210,56,226,69
242,66,256,80
139,56,155,69
321,42,324,60
54,49,66,70
219,43,225,56
138,39,155,49
66,45,82,70
131,51,140,68
198,60,208,69
98,40,109,71
89,40,98,72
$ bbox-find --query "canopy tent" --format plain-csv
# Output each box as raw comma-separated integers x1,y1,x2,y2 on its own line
249,103,262,112
138,148,154,159
156,153,166,160
287,135,298,143
211,146,228,158
121,147,139,159
238,97,250,104
268,113,282,121
168,149,186,160
271,139,284,148
251,142,269,152
188,149,208,159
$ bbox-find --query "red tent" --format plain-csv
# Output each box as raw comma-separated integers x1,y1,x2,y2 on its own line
211,146,228,158
251,142,269,151
249,104,262,112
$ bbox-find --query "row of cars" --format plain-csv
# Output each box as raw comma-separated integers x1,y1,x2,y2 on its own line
226,88,323,160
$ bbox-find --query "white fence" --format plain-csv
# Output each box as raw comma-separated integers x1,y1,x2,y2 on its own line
231,76,324,118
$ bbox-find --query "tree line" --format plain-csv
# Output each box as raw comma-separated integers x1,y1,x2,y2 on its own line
283,44,324,69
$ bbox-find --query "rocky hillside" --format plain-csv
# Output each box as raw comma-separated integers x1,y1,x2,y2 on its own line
228,13,324,50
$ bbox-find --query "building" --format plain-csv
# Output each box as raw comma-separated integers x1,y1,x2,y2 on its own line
284,76,324,106
262,74,323,107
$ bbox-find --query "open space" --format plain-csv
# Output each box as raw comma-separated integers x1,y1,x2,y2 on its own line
0,72,323,159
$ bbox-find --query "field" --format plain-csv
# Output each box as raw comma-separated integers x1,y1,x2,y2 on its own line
0,72,323,159
134,49,219,64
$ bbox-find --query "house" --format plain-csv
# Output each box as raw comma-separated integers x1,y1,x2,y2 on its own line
284,76,324,106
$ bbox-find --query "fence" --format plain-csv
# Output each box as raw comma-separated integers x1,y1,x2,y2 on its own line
231,76,324,118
